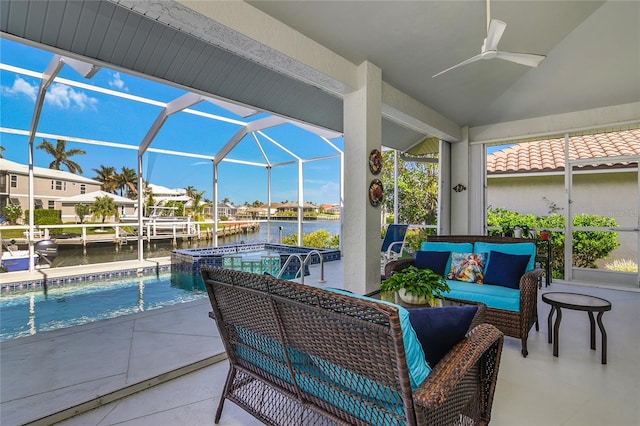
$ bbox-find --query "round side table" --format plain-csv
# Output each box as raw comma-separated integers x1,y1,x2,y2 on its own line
541,292,611,364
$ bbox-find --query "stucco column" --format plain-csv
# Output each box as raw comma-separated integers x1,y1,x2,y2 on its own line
450,126,470,234
342,61,382,294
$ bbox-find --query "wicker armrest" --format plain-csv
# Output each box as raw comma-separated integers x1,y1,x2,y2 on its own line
412,323,504,411
383,257,415,279
519,268,543,312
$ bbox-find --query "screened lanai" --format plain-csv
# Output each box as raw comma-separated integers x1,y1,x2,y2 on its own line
1,0,639,292
0,38,345,270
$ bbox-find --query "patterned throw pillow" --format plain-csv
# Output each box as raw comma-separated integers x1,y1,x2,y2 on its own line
447,252,487,283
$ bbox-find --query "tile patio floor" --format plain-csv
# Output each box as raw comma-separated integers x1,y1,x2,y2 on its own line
1,260,639,425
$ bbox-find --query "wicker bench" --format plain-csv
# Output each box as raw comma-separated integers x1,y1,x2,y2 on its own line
202,266,503,426
385,235,543,357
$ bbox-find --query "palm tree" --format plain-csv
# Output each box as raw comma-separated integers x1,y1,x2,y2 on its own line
184,185,196,199
191,190,206,221
36,139,86,174
92,165,118,193
91,195,118,223
0,145,5,158
116,167,137,199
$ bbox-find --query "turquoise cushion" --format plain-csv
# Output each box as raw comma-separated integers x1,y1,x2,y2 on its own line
444,280,521,312
296,372,405,425
326,288,431,389
420,242,473,272
474,242,537,272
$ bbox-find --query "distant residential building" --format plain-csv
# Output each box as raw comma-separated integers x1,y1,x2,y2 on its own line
57,190,136,222
322,204,341,214
217,202,237,219
0,158,101,221
274,202,319,214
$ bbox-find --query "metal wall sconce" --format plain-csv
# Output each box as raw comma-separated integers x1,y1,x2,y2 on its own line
452,184,467,192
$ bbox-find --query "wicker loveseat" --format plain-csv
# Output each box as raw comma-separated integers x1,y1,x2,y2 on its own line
385,235,543,357
202,267,504,426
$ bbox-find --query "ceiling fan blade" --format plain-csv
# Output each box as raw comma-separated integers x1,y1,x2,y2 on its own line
485,19,506,51
432,53,483,78
495,51,546,67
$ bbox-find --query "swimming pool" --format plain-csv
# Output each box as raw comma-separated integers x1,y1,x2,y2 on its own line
171,242,341,278
0,271,206,341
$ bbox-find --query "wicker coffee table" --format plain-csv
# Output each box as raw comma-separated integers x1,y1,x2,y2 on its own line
541,292,612,364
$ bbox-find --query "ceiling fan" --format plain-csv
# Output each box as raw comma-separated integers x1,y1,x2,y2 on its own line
432,0,546,78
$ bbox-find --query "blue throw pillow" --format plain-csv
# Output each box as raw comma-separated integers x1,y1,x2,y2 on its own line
474,242,536,272
484,250,530,289
414,250,450,276
408,305,478,367
420,242,473,272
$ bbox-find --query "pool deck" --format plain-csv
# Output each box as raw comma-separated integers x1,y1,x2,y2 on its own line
2,260,640,425
0,258,345,425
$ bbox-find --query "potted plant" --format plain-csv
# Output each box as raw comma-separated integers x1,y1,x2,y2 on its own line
380,265,450,306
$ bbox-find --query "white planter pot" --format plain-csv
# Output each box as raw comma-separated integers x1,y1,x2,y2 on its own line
398,289,432,306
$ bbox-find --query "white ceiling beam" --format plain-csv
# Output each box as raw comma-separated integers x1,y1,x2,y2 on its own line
204,96,258,118
139,92,204,154
470,102,640,144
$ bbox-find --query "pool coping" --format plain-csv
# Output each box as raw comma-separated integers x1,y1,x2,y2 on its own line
0,257,172,292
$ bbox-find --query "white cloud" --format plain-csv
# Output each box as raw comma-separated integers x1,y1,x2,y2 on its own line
191,161,210,166
45,83,98,110
108,72,127,91
2,76,37,101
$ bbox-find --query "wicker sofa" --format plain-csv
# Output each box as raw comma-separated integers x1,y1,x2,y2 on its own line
202,267,504,426
385,235,543,357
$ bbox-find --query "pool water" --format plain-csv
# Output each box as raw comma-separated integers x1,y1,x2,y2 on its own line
0,272,206,341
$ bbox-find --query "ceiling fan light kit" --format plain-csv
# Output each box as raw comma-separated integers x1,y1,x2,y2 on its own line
433,1,546,78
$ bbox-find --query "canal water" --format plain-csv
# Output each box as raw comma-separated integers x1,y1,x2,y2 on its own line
50,220,341,268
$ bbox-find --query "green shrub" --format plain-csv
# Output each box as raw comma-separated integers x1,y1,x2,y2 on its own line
283,229,339,249
25,209,62,225
3,204,22,224
488,208,620,279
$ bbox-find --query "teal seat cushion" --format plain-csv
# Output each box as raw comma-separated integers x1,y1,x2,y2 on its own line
474,242,537,272
444,280,521,312
326,288,431,390
420,242,473,273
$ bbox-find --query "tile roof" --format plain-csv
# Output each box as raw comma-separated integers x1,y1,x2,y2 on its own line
487,129,640,174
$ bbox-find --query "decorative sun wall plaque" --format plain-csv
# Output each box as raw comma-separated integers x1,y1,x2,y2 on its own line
369,179,384,206
369,149,382,175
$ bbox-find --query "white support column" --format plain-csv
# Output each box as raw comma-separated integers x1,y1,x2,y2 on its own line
267,166,272,242
137,154,144,260
438,140,451,235
564,133,572,281
26,56,64,271
450,126,470,234
393,150,399,223
469,143,485,234
297,160,304,246
213,160,219,246
343,61,382,294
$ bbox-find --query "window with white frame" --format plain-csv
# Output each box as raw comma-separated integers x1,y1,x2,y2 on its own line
48,200,55,209
10,175,17,188
80,184,86,194
51,180,66,191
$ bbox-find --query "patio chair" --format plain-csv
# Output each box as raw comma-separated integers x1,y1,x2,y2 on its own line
381,223,409,265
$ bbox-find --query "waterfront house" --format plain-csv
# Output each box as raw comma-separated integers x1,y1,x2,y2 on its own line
0,159,101,222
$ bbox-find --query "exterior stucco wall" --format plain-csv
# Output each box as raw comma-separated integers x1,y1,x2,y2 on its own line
487,171,638,263
3,171,101,216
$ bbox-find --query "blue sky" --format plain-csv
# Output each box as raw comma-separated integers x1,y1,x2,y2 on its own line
0,38,343,205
